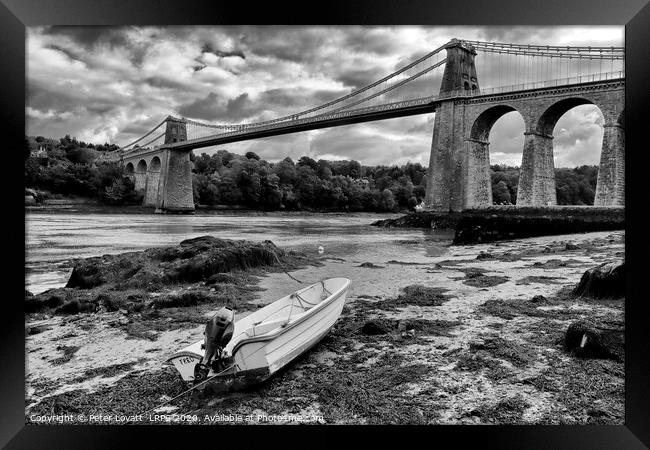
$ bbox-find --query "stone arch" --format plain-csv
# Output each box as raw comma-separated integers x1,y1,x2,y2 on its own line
145,156,162,206
464,81,470,90
134,159,148,192
124,162,136,185
465,104,525,207
470,104,522,142
536,97,595,136
150,156,161,171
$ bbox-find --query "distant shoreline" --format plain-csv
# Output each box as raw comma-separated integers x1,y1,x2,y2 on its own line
25,201,406,217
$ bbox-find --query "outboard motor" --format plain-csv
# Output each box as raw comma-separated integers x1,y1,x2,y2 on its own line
194,307,235,384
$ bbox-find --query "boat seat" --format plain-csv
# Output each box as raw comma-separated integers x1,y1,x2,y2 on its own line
246,318,288,337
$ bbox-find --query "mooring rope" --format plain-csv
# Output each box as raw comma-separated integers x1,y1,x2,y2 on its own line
271,251,306,284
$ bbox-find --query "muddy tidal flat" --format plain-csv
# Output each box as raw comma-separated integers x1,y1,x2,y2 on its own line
25,229,624,425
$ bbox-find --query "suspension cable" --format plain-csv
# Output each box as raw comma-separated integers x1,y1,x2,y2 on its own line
117,38,624,148
119,119,167,150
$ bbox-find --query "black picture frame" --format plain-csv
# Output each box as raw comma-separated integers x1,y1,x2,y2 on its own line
3,0,649,447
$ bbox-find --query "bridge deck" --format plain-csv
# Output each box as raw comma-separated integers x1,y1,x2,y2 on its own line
164,78,624,153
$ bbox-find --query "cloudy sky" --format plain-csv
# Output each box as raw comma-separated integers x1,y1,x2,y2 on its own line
27,26,623,167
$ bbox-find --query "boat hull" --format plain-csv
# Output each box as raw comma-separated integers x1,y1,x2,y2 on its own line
168,278,350,391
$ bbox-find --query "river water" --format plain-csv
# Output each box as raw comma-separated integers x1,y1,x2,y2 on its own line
25,211,456,295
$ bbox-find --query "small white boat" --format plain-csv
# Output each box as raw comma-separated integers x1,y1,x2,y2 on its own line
168,277,350,392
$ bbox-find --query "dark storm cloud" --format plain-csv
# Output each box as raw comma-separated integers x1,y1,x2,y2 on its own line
42,26,130,48
144,76,191,91
341,27,406,56
201,42,245,59
400,74,443,99
44,44,84,64
42,26,151,67
179,92,261,122
28,83,76,113
177,92,223,121
478,27,557,44
237,27,332,63
335,67,387,90
223,94,258,120
85,104,118,115
29,79,124,118
260,88,322,108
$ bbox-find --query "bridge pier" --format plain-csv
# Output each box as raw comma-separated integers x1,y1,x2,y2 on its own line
594,123,625,206
144,157,161,207
425,103,458,211
155,148,195,213
517,131,557,206
465,138,493,207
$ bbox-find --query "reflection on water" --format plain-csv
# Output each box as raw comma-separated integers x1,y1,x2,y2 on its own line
25,212,455,294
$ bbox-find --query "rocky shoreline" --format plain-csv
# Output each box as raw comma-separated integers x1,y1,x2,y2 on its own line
372,206,625,245
25,231,625,425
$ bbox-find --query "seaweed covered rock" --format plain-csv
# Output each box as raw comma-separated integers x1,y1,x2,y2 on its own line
25,289,69,313
572,260,625,299
564,319,624,360
359,262,384,269
66,236,291,289
205,273,239,285
28,237,310,316
361,318,397,335
55,299,97,315
66,252,147,289
371,212,460,229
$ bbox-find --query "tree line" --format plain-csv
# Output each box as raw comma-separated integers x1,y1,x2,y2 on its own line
24,135,601,210
25,135,141,205
491,164,599,206
191,150,426,212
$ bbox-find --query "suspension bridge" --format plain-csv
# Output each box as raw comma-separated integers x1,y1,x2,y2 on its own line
107,38,624,213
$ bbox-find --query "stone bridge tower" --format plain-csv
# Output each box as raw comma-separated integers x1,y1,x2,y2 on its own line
164,116,188,144
155,117,194,213
425,39,484,212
